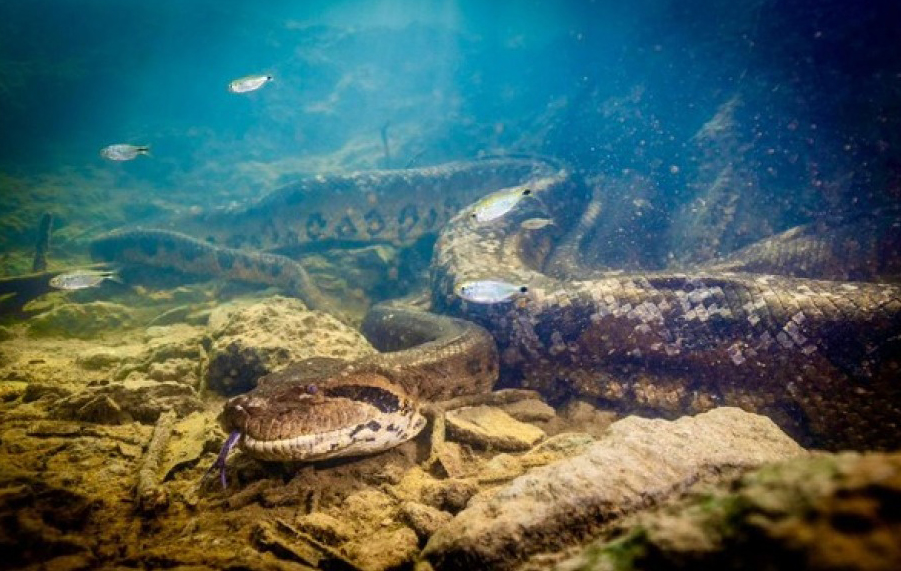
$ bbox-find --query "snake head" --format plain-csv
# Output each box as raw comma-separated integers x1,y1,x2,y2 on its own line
220,369,426,462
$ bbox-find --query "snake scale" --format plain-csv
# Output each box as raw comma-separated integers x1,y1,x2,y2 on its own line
90,157,901,455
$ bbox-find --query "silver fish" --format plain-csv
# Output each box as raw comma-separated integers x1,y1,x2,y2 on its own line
100,144,150,161
520,217,554,230
469,186,533,223
457,279,528,304
228,74,273,93
49,270,119,290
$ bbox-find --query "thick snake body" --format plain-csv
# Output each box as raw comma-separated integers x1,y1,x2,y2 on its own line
430,170,901,449
155,158,565,253
220,305,497,461
90,157,901,453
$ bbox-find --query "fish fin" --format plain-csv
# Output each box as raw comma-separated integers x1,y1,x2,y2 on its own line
104,272,124,284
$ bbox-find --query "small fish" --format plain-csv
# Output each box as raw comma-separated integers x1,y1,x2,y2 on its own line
457,279,528,304
470,186,533,223
49,270,120,290
228,74,273,93
100,144,150,161
520,217,554,230
632,198,652,209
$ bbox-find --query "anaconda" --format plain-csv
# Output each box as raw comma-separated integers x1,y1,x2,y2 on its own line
90,157,901,454
154,158,569,254
219,304,497,462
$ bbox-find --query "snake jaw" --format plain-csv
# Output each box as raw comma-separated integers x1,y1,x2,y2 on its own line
239,409,428,461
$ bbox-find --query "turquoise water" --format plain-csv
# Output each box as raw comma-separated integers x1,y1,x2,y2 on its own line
2,1,897,241
1,2,900,569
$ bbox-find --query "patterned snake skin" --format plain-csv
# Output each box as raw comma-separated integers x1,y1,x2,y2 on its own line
154,158,558,253
91,157,901,451
219,305,497,461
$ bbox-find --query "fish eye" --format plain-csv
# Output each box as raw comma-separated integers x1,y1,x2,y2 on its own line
519,286,529,293
522,188,531,195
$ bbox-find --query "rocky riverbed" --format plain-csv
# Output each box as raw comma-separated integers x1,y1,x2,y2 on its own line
2,284,899,571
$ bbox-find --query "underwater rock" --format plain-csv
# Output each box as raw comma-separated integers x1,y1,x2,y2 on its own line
420,479,480,514
431,440,468,479
205,297,261,332
250,519,357,570
75,348,125,371
557,451,901,571
445,405,546,451
145,304,197,327
22,381,74,403
27,301,136,338
206,296,374,395
519,432,598,467
498,397,557,423
0,380,26,403
552,400,620,439
345,526,420,571
295,512,354,545
157,411,220,484
146,357,199,385
0,478,99,570
111,324,206,388
399,501,454,542
50,378,204,424
422,407,806,570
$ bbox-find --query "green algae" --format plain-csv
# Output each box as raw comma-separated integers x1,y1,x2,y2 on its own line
560,452,901,571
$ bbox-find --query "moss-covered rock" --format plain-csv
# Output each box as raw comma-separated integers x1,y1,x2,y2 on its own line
27,301,135,338
445,405,546,451
422,407,805,570
558,451,901,571
205,296,374,395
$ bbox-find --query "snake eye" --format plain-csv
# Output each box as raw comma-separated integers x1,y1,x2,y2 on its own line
306,384,319,395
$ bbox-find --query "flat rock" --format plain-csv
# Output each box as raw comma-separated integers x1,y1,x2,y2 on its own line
205,296,374,395
399,501,454,541
75,348,126,371
422,407,807,570
446,405,546,451
558,451,901,571
113,324,206,386
420,479,480,514
344,526,419,571
27,302,135,338
499,398,557,422
50,378,204,424
158,412,220,481
295,512,353,545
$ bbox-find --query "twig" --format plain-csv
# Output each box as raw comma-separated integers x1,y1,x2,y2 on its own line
136,409,176,513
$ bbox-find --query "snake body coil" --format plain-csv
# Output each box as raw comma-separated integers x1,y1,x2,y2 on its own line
91,157,901,453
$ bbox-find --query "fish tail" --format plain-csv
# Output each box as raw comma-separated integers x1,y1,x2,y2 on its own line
100,269,124,284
